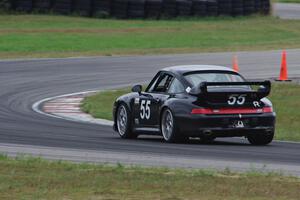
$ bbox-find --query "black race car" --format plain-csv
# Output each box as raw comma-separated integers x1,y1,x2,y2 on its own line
113,65,276,145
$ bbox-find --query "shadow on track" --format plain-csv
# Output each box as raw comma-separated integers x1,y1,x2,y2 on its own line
112,135,255,147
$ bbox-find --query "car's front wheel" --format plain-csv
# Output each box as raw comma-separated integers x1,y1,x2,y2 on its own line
161,108,186,143
247,131,274,145
116,104,137,139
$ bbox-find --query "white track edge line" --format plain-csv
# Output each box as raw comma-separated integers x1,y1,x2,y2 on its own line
32,90,114,126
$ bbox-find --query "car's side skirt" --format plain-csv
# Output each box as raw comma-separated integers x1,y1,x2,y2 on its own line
133,127,161,135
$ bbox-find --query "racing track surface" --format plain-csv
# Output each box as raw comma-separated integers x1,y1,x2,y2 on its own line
1,49,300,175
274,3,300,19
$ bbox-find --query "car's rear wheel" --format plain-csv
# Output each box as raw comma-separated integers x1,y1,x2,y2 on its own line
247,131,274,145
116,104,137,139
161,108,186,143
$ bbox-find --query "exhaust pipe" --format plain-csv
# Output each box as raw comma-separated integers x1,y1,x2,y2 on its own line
203,130,213,136
266,129,273,135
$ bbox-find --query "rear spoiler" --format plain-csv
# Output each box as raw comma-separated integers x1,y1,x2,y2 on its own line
190,80,271,100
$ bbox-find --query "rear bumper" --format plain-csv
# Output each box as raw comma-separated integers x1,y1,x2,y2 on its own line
176,112,276,137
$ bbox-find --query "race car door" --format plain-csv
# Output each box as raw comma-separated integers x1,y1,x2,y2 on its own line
133,73,173,128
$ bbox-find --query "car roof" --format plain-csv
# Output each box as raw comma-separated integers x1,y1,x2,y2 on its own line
161,65,236,75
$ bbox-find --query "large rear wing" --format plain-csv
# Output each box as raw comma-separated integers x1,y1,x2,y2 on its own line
189,80,271,107
199,80,271,98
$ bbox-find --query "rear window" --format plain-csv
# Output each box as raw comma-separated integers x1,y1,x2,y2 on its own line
184,72,244,87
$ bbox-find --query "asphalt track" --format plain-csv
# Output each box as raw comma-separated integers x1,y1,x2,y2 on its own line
274,3,300,19
1,49,300,175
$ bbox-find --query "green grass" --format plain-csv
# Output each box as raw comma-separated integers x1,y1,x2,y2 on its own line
82,87,131,120
269,83,300,141
81,83,300,142
1,15,300,58
0,155,299,199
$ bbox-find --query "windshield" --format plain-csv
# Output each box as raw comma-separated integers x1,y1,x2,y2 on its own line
184,72,244,87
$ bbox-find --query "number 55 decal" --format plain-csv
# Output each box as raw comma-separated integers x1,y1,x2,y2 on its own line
140,100,151,120
228,95,246,105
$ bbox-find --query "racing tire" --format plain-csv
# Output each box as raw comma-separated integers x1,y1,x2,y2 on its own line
116,104,137,139
112,0,128,19
161,108,187,143
162,0,177,18
247,131,274,145
92,0,111,18
192,0,207,16
145,0,162,19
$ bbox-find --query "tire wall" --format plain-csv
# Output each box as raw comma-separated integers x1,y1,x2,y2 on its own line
8,0,271,18
0,0,12,11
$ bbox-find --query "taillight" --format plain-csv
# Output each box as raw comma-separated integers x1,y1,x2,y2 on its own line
263,106,273,113
191,108,213,114
191,107,273,114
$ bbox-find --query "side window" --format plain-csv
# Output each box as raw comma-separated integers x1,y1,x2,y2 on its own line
168,78,185,94
151,74,173,93
147,75,160,92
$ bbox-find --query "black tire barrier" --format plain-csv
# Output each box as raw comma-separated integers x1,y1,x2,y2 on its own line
33,0,52,13
8,0,271,19
145,0,162,19
232,0,243,16
128,0,145,18
192,0,207,17
207,0,218,16
52,0,72,15
14,0,33,12
261,0,270,15
73,0,91,16
177,0,192,16
218,0,232,16
92,0,111,18
0,0,12,11
244,0,255,16
112,0,128,19
254,0,261,13
163,0,177,18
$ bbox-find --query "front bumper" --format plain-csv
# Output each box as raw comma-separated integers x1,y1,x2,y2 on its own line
176,112,276,137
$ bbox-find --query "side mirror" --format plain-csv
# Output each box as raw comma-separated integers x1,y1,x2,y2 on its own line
132,85,142,94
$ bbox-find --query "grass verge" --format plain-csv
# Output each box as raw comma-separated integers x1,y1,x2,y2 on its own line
1,15,300,58
81,83,300,142
0,155,299,199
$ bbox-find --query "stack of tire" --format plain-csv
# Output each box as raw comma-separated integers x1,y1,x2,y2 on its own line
261,0,270,15
72,0,91,16
162,0,177,18
145,0,162,18
92,0,111,18
218,0,232,16
232,0,243,16
128,0,145,18
254,0,261,13
112,0,128,18
192,0,207,17
14,0,33,12
52,0,72,15
243,0,255,15
0,0,12,11
33,0,52,13
206,0,218,16
177,0,192,16
7,0,272,19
